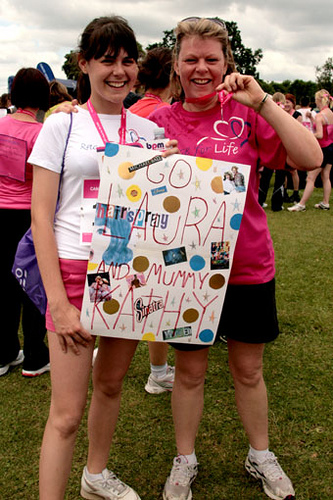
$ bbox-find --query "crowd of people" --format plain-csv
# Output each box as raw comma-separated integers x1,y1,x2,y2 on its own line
0,13,331,500
258,91,333,212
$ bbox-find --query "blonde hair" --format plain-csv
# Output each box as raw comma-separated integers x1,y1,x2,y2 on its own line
272,92,285,104
315,89,332,108
170,18,236,101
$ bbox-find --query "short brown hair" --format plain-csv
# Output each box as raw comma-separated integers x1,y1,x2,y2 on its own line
137,47,172,91
10,68,50,111
285,93,296,107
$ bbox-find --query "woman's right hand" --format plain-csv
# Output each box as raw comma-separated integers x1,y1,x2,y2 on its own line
217,73,266,112
50,301,92,355
163,139,180,157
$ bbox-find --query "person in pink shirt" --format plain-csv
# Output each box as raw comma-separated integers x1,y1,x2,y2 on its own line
149,17,322,500
0,68,50,378
129,47,172,118
288,89,333,211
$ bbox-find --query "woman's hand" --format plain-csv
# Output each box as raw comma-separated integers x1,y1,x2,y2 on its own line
50,301,92,355
162,139,180,157
217,73,266,112
52,99,79,115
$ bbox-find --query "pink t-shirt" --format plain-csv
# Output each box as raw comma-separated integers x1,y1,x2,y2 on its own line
129,96,170,118
318,123,333,148
0,115,42,209
149,100,287,285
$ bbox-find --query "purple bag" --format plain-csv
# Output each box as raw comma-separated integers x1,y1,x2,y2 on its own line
12,228,47,314
12,114,73,315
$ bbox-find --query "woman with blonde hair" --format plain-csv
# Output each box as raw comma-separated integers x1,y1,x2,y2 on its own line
288,89,333,211
149,16,322,500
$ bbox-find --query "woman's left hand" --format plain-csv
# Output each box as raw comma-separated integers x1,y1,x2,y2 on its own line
162,139,180,157
217,73,266,112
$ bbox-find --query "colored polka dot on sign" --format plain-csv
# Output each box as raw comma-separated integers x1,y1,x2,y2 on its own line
163,195,181,213
126,185,142,202
183,308,199,323
209,274,225,289
230,213,242,230
199,329,214,343
133,256,150,273
118,161,135,180
189,255,205,271
105,143,119,157
196,157,213,171
142,332,156,341
103,299,120,315
87,262,98,271
211,176,223,193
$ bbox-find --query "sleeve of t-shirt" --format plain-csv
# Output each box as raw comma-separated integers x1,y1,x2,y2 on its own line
148,106,179,140
148,106,169,126
256,114,287,170
28,113,71,174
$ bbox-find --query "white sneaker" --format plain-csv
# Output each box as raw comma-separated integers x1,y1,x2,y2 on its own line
22,362,50,378
245,451,295,500
314,201,330,210
287,203,306,212
144,366,175,394
81,466,141,499
163,456,198,500
0,350,24,377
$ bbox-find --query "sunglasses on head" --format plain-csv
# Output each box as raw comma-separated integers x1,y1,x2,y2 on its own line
180,16,227,31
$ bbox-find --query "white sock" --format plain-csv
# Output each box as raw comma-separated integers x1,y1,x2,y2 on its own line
176,451,197,465
151,362,168,379
249,446,269,463
85,466,106,481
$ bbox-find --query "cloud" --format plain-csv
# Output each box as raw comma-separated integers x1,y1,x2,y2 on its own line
0,0,332,95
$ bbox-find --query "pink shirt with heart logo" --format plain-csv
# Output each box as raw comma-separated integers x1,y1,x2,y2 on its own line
149,100,287,285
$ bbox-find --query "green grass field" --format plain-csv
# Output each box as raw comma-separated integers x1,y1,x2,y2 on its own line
1,189,332,499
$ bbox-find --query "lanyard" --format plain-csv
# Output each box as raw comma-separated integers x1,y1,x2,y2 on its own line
87,98,127,145
184,90,234,106
218,90,234,106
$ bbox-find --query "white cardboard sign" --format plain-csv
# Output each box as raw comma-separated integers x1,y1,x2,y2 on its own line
81,143,249,346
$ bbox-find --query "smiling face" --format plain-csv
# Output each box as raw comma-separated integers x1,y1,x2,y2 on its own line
79,48,138,114
174,35,227,110
284,99,294,114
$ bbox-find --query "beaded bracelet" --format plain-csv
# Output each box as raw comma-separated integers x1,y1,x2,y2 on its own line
256,93,270,113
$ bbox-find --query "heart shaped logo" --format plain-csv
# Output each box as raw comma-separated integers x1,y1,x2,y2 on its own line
214,116,245,139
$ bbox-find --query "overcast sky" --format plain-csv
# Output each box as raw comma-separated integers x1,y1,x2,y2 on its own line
0,0,332,95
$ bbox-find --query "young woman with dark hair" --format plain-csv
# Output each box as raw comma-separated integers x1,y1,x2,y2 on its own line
0,67,50,378
29,16,178,500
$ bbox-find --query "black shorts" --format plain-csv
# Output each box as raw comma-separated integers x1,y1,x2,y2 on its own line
321,144,333,167
169,278,279,351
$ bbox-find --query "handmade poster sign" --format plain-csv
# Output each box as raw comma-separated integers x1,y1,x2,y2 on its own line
80,143,250,345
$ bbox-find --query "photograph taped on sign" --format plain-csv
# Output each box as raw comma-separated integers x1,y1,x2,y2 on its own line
80,143,249,345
